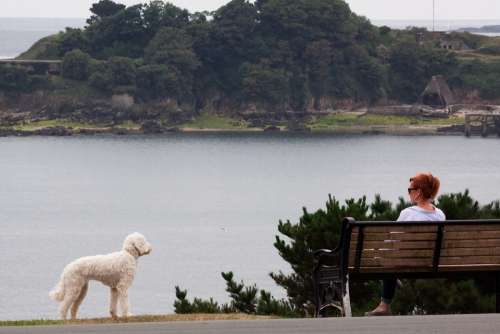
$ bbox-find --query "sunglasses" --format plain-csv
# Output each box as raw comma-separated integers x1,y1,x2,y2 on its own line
408,188,418,194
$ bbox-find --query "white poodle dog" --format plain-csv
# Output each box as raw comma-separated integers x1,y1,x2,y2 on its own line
49,232,152,320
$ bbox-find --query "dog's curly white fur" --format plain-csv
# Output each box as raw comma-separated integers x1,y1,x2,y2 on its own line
49,233,152,320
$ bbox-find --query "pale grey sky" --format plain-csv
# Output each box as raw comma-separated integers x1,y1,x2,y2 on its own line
0,0,499,20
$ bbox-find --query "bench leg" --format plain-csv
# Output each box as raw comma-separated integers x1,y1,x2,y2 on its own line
496,272,500,313
313,274,320,317
342,275,352,317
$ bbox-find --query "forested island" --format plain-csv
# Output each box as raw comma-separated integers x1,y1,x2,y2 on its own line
1,0,500,135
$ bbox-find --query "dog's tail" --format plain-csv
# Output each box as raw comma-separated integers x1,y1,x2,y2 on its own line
49,279,65,302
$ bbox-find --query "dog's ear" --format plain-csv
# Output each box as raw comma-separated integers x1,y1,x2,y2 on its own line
135,235,152,256
123,233,140,257
123,233,151,257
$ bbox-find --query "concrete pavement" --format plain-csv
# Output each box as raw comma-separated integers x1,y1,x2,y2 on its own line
2,314,500,334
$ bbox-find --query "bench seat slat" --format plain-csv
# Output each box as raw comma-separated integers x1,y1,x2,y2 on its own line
439,256,500,265
442,247,500,257
349,267,434,273
437,264,500,272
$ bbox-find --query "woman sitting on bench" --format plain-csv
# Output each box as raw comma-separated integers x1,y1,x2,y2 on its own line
365,172,445,316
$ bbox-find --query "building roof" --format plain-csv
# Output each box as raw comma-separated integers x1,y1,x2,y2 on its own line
419,75,455,108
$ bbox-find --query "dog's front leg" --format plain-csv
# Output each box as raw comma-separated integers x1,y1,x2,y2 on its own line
109,288,119,319
117,286,132,317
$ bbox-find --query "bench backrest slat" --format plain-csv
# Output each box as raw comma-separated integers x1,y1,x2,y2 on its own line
352,232,438,241
443,224,500,232
355,240,436,250
355,225,438,233
444,231,500,240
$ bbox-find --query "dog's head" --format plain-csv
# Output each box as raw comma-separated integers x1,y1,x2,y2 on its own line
123,232,152,258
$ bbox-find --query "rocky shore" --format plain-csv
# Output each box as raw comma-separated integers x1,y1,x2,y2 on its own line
1,91,495,138
0,122,466,137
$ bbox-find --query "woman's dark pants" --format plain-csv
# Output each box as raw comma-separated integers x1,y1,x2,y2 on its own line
382,279,397,304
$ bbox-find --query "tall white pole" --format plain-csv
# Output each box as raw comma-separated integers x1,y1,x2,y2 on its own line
433,0,436,32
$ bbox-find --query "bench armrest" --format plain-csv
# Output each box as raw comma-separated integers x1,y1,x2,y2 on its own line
313,248,334,258
313,248,341,266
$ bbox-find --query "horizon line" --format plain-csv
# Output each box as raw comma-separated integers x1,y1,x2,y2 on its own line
0,16,499,22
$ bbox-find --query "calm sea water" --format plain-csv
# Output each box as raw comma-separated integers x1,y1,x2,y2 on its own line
374,19,500,33
0,18,499,59
0,133,500,320
0,18,85,58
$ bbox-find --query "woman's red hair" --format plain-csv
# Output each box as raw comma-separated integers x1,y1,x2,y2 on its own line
410,173,441,200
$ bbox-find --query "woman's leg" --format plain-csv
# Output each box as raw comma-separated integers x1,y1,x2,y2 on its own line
365,279,397,316
382,279,397,304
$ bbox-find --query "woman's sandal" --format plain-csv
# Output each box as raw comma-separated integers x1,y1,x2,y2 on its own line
364,309,392,316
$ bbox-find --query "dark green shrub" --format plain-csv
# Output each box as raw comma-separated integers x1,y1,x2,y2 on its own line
240,62,290,108
136,64,178,100
379,26,392,36
89,71,113,91
0,65,31,91
29,75,52,90
174,272,298,317
62,49,91,80
174,287,223,314
87,57,137,92
393,279,495,315
58,28,89,56
108,57,137,86
477,44,500,55
453,60,500,99
222,272,258,314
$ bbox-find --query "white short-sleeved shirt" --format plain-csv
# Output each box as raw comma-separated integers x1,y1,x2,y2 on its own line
397,206,446,222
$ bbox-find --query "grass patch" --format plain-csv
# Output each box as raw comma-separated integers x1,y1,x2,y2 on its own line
0,319,63,327
47,77,105,99
181,114,247,130
14,119,111,131
456,51,500,63
114,120,142,130
17,34,61,60
309,113,464,129
0,314,276,327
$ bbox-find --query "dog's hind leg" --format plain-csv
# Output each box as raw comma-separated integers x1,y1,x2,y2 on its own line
109,288,119,319
58,289,80,320
70,283,88,320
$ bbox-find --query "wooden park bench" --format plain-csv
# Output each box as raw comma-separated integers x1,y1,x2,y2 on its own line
313,217,500,317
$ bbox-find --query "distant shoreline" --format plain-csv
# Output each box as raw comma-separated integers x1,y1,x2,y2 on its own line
0,124,465,137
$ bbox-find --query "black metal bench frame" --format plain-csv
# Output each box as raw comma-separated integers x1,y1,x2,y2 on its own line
313,217,500,317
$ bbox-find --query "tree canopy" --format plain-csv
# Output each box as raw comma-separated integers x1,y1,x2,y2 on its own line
19,0,497,109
